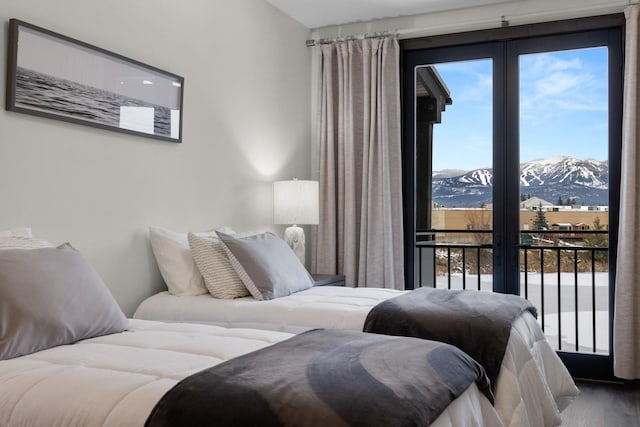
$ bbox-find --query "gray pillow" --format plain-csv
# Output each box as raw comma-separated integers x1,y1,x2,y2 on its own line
216,231,314,300
0,243,128,360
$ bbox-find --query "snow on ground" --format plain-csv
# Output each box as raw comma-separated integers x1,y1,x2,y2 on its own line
430,272,610,354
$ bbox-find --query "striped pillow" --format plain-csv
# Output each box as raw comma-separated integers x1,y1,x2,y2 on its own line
0,236,54,250
187,233,250,299
0,227,32,238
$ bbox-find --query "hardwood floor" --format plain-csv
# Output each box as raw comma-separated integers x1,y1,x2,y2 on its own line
561,380,640,426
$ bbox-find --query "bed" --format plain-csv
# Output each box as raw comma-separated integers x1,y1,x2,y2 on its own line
139,227,578,426
0,320,503,427
135,287,578,427
0,234,501,427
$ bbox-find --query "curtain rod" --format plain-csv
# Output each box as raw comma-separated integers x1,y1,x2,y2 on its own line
305,0,632,47
305,31,397,47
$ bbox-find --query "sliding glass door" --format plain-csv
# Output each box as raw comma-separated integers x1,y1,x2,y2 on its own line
403,26,622,379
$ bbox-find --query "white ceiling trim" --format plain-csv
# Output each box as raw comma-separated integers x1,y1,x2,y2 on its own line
265,0,519,29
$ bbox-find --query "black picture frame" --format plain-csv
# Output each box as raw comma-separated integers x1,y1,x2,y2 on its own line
6,19,184,143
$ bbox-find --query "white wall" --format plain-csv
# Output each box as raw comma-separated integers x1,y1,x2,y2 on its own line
311,0,633,39
0,0,311,315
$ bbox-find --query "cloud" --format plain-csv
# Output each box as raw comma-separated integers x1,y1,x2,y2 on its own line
520,51,607,116
535,71,592,97
528,54,582,73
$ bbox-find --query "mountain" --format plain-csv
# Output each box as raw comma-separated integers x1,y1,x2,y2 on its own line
432,169,468,179
519,157,608,189
432,156,609,207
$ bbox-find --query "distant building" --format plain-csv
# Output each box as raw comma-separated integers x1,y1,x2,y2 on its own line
430,207,609,243
520,196,553,210
551,223,574,231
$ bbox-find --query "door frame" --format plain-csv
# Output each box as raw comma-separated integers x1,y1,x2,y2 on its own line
400,16,623,381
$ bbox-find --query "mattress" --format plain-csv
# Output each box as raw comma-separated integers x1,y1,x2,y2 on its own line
135,287,579,427
0,319,500,427
134,287,404,332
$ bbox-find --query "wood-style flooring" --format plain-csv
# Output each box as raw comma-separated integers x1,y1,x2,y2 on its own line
561,380,640,426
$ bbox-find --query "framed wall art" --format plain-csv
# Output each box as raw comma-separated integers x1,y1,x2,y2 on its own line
6,19,184,143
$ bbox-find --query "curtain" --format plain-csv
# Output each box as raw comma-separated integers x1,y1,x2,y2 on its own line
614,4,640,380
314,37,404,290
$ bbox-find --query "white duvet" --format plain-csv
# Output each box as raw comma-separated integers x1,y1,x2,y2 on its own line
0,319,501,427
134,287,579,427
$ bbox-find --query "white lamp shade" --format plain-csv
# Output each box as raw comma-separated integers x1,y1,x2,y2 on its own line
273,180,319,225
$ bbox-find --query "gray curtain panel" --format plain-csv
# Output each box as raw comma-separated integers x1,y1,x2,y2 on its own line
614,4,640,380
314,37,404,290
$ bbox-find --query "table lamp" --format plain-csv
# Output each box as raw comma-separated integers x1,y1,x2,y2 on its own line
273,179,319,265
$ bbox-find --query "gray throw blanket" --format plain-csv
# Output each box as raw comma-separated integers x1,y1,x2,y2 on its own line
363,287,537,393
145,329,492,427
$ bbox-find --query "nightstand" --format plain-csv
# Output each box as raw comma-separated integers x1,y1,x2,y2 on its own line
312,274,345,287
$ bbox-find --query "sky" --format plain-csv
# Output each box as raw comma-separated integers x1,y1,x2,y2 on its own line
428,47,609,171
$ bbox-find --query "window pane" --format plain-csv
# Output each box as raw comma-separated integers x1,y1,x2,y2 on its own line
518,47,610,354
415,59,493,291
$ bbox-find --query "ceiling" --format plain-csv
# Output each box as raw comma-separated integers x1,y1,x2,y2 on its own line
265,0,518,29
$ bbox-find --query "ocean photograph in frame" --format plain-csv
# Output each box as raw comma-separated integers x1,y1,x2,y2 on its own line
5,19,184,143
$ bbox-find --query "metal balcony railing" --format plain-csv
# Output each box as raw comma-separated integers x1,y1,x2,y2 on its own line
415,229,609,354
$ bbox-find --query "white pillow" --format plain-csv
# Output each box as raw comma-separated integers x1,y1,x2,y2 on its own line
148,226,239,296
149,227,213,295
188,233,250,299
0,227,33,238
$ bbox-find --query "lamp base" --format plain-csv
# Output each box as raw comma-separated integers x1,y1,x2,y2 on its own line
283,225,305,266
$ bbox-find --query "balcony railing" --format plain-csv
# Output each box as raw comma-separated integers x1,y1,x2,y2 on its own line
415,230,609,354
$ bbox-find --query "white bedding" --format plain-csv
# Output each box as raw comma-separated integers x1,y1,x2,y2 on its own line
0,319,501,427
135,287,579,427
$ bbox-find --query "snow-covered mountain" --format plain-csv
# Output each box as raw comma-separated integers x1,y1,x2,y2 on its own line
519,156,608,189
432,156,608,207
432,169,468,179
457,168,493,186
